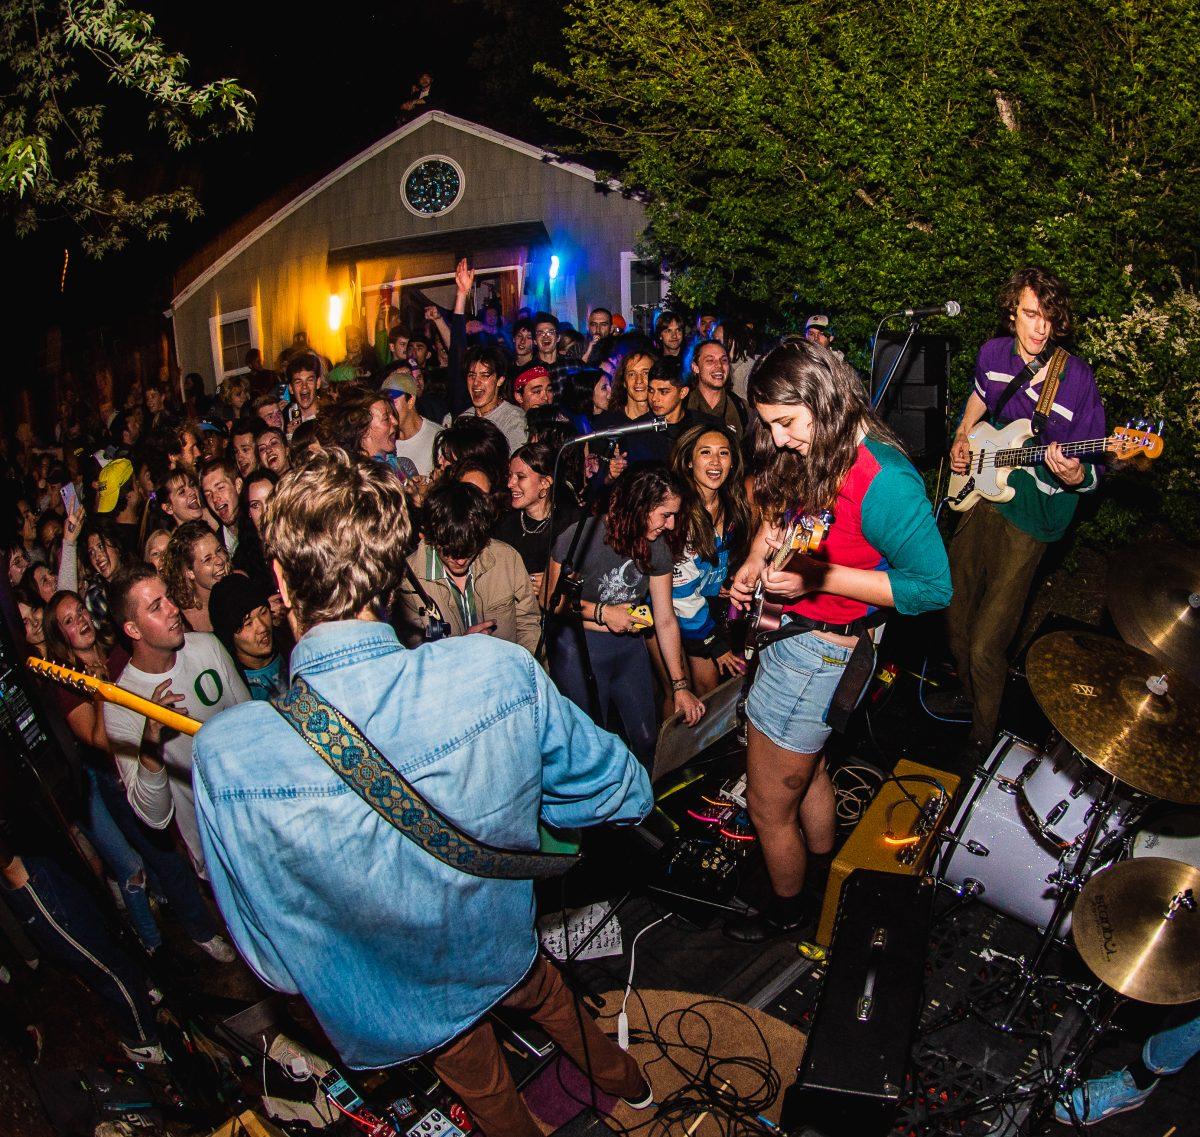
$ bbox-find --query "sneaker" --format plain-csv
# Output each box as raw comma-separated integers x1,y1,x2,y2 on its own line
922,689,974,718
1054,1069,1155,1125
194,934,237,963
620,1075,654,1111
121,1040,167,1065
1143,1012,1200,1075
723,896,808,944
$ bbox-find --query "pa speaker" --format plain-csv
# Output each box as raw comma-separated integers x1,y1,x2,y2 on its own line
870,333,950,464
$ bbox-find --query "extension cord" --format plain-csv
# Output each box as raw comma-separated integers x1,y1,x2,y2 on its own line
617,1011,630,1051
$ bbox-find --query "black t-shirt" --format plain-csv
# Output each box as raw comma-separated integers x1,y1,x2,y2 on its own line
551,516,673,605
494,504,581,576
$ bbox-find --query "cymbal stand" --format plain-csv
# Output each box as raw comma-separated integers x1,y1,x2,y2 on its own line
1001,772,1123,1029
956,983,1125,1133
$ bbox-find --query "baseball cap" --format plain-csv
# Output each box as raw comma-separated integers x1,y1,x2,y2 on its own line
95,459,134,513
199,418,229,438
804,314,832,333
380,372,420,400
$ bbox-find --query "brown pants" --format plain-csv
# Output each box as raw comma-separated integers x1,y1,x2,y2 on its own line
946,503,1047,748
431,954,644,1136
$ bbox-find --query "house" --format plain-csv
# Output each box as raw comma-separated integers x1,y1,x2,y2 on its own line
168,110,667,392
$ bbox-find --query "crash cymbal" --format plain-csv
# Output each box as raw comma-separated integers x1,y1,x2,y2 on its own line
1108,543,1200,686
1026,631,1200,804
1073,858,1200,1004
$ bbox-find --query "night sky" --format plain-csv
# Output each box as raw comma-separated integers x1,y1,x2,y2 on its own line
10,1,508,334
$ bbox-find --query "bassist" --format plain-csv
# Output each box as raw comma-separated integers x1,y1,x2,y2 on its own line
946,267,1105,752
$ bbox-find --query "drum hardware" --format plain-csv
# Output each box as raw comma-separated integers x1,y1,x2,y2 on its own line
1000,770,1124,1028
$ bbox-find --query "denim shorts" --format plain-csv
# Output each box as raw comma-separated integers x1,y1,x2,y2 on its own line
745,628,859,755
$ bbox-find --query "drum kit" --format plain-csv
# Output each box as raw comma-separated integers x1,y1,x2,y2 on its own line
935,544,1200,1126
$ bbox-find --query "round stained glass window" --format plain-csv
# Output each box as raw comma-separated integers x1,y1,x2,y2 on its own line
401,156,464,217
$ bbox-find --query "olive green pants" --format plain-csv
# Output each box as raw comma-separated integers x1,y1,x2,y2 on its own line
946,503,1047,748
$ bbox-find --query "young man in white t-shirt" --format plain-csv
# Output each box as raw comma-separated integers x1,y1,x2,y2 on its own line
380,367,440,476
103,564,249,960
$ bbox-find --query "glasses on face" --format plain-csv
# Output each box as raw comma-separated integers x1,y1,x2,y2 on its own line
536,329,556,340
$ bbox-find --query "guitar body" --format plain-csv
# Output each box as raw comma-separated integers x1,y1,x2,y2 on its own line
946,418,1034,512
744,512,833,655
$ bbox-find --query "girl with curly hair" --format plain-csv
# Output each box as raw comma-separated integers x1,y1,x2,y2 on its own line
546,466,705,766
161,520,230,633
725,339,950,942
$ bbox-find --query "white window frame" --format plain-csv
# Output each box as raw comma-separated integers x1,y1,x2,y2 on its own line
399,154,467,219
370,264,526,310
620,251,670,325
208,306,260,384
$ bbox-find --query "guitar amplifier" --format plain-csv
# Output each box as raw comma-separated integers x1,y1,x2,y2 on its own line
783,870,933,1136
816,759,959,945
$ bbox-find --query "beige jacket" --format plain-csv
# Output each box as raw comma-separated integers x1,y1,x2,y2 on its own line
398,538,541,658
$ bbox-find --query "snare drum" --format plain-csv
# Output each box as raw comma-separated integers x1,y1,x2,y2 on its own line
940,733,1134,936
1130,811,1200,869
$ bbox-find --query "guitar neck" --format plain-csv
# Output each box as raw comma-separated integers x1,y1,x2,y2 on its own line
996,435,1112,468
26,658,202,736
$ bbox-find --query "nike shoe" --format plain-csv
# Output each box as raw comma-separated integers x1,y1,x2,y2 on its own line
1054,1069,1155,1125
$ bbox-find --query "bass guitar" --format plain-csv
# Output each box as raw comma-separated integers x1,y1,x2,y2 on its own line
946,418,1163,512
26,657,202,736
745,509,834,656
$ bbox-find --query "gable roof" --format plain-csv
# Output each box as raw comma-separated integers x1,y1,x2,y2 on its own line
170,110,612,311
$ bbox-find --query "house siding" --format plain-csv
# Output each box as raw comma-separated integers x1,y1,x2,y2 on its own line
173,116,648,391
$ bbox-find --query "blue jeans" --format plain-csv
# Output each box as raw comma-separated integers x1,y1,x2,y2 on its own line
3,856,158,1046
746,628,864,755
82,767,215,947
550,626,657,764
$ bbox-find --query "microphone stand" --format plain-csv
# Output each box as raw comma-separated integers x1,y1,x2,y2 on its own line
533,419,669,705
870,313,923,411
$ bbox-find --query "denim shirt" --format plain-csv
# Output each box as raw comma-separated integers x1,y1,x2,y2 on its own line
193,620,651,1068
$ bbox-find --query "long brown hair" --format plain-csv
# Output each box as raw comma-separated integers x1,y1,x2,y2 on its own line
670,423,751,563
749,339,904,522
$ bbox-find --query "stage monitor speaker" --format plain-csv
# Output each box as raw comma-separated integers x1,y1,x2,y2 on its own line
782,870,932,1136
871,333,950,464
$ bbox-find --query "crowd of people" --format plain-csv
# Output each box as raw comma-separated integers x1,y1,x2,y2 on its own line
3,262,1166,1133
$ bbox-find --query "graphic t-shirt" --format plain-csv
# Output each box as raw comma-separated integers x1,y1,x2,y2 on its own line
104,632,249,876
552,516,673,606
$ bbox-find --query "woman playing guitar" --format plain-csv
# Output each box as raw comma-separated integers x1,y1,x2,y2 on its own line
726,340,951,942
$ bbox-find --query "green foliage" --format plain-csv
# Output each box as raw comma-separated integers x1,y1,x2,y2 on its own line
0,0,254,255
540,0,1200,407
1077,280,1200,539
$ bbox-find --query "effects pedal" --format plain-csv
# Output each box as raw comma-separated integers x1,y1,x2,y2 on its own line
628,604,653,627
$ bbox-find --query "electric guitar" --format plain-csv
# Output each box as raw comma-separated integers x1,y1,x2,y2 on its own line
946,418,1163,512
745,509,834,655
26,657,202,736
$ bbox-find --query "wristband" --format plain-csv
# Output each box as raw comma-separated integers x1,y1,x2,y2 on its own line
595,602,606,628
671,678,690,692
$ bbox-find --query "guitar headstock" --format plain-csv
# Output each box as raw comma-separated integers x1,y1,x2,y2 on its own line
771,509,834,567
26,656,90,694
1111,419,1164,461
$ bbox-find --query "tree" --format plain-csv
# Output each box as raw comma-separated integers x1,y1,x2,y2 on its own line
1,0,253,255
541,0,1200,390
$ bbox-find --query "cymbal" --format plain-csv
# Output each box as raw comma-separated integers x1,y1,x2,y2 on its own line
1026,632,1200,804
1073,858,1200,1004
1108,543,1200,686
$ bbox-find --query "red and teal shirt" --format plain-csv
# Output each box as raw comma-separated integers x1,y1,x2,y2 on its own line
784,437,951,626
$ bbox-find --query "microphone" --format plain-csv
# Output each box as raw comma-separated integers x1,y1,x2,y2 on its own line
901,300,961,318
561,418,668,446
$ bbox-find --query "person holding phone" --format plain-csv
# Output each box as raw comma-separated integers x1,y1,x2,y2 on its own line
397,479,541,656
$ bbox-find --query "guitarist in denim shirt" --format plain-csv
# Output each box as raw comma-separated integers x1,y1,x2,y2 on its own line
945,267,1105,752
193,449,654,1136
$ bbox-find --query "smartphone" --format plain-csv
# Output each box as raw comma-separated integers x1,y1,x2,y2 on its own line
60,482,78,516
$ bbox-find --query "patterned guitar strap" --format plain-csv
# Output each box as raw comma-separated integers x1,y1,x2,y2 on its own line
271,677,579,879
1029,347,1068,440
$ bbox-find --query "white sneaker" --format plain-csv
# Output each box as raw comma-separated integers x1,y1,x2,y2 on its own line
194,935,237,963
620,1074,655,1110
121,1040,167,1065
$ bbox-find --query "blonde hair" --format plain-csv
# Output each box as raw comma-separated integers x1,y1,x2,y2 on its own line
263,448,412,631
